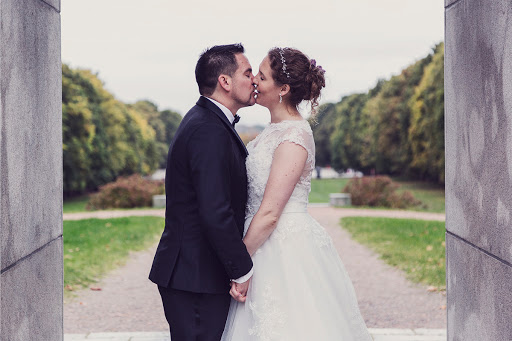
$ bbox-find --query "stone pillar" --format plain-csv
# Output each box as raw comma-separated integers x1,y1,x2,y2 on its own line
1,0,62,340
445,0,512,340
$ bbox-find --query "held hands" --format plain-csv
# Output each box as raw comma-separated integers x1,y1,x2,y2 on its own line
229,278,251,303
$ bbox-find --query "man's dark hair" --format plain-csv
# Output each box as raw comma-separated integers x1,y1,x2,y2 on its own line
195,43,245,96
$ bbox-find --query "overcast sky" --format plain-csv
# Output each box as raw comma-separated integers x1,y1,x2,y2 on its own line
61,0,444,126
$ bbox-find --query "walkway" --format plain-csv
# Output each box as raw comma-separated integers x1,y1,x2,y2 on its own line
64,206,446,337
65,328,447,341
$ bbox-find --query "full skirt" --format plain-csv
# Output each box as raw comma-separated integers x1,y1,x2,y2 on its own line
221,211,372,341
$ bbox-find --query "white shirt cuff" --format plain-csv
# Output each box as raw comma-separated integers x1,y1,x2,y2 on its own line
232,267,253,283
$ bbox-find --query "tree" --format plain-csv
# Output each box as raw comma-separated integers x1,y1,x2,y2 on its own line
62,65,175,196
310,103,336,167
408,43,445,182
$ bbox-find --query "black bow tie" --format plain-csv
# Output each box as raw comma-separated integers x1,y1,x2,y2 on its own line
232,115,240,127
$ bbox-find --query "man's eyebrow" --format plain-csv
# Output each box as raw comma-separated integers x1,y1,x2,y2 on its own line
244,67,252,73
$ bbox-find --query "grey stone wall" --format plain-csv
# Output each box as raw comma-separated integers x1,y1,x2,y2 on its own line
0,0,62,340
445,0,512,340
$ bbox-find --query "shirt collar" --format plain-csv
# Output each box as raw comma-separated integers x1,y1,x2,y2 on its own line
203,96,235,124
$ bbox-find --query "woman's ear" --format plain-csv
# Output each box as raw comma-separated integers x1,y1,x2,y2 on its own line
280,84,291,97
218,74,231,92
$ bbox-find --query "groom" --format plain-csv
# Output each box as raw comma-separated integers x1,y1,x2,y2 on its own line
149,44,256,341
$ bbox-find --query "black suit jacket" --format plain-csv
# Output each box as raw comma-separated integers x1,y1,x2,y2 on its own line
149,96,253,294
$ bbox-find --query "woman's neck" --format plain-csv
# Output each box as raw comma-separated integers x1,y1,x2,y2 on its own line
269,105,302,123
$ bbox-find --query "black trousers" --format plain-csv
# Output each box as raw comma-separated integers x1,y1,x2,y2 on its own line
158,285,231,341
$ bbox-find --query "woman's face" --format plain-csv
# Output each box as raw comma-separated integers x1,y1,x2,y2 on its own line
253,56,282,109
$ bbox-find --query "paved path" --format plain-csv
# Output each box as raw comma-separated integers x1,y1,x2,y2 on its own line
65,328,447,341
64,206,446,334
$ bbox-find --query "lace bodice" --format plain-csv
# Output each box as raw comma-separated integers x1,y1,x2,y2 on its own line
245,120,315,218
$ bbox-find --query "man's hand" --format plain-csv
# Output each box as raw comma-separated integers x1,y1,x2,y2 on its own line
229,278,251,303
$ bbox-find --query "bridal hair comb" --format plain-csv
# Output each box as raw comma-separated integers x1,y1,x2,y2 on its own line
279,48,291,78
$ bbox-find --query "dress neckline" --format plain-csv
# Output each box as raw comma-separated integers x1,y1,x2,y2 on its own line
269,119,307,125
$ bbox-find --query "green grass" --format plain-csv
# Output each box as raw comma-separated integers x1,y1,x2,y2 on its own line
309,177,445,212
63,195,90,213
394,180,445,213
341,217,446,288
309,178,350,203
63,216,164,295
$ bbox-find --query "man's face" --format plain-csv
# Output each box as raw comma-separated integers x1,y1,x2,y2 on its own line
230,53,256,108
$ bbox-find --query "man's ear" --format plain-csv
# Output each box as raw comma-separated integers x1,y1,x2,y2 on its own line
218,74,231,92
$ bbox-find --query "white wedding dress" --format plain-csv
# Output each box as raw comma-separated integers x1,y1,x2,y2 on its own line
221,120,372,341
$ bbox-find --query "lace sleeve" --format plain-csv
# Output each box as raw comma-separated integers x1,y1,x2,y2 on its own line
276,123,315,166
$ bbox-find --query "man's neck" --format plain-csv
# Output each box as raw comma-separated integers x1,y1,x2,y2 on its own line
206,94,237,116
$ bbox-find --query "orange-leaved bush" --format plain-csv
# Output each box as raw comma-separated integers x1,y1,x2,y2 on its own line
342,176,422,209
87,174,164,210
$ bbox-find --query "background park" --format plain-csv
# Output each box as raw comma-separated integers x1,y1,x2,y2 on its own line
61,26,447,341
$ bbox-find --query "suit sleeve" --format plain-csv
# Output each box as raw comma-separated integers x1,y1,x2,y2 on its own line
187,124,253,280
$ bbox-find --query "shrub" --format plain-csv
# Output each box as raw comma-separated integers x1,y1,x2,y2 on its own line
87,174,164,210
342,176,422,209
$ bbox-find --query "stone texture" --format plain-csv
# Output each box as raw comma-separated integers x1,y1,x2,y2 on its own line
1,0,62,339
445,0,461,8
1,238,63,340
445,0,512,265
1,0,62,270
445,0,512,339
41,0,60,12
446,234,512,341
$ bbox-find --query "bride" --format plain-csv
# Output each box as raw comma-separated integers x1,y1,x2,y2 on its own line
221,47,372,340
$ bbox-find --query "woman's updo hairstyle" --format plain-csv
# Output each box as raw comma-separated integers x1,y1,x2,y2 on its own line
267,47,326,115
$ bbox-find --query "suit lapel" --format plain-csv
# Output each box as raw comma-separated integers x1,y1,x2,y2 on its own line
196,97,249,156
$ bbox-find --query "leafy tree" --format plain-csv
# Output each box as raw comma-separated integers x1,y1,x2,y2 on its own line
62,65,178,196
131,100,182,168
408,43,445,182
314,42,445,184
330,93,371,172
310,103,336,167
367,55,431,175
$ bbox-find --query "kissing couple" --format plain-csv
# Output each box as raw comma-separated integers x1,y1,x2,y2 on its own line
149,43,371,341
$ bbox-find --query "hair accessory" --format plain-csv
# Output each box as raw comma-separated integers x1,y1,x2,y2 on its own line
278,48,291,78
310,58,326,74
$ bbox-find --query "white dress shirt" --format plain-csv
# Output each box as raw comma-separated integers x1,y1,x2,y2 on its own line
203,96,253,284
204,96,235,124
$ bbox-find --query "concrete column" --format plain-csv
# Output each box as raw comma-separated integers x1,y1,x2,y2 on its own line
1,0,62,340
445,0,512,340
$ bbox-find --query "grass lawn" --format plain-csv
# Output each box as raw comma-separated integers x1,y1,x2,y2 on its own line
341,217,446,289
309,177,445,212
309,178,350,203
64,216,164,295
63,195,90,213
394,180,445,213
